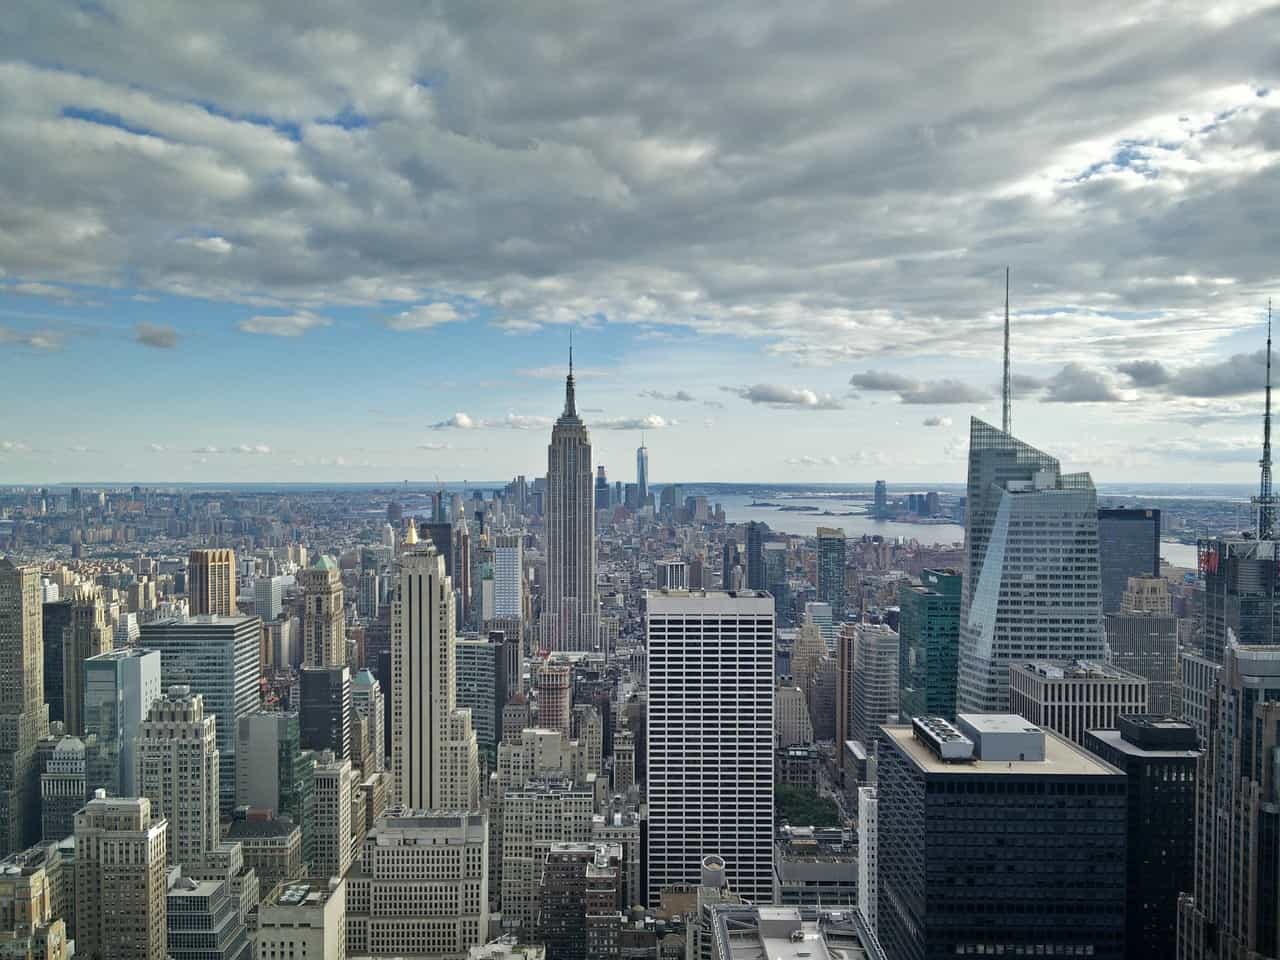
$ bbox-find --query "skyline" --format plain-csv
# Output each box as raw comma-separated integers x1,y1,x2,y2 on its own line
4,3,1280,483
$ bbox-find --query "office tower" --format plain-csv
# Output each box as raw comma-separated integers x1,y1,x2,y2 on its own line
1105,576,1179,714
351,669,384,775
956,419,1106,713
1008,660,1148,747
1083,717,1200,960
803,601,837,651
492,534,524,624
140,615,262,814
539,843,623,960
83,647,162,796
878,715,1126,959
0,560,47,855
816,527,847,619
254,576,284,622
346,811,489,957
543,359,599,653
258,878,345,960
897,568,962,720
1178,644,1280,959
636,440,649,507
40,737,87,842
745,521,766,590
235,712,312,824
189,549,236,617
1180,652,1222,749
654,560,688,591
763,542,790,623
299,665,352,760
41,599,71,727
595,466,610,511
225,819,304,893
135,685,219,867
64,586,111,736
456,632,518,769
501,777,596,933
1097,508,1161,613
356,569,380,622
851,622,900,746
873,480,888,519
857,784,878,935
1198,537,1280,661
74,794,168,960
300,556,345,667
571,703,603,779
535,662,572,738
612,730,635,795
0,841,70,960
646,590,774,905
721,541,742,591
774,681,813,749
391,538,479,810
310,753,353,881
165,869,251,960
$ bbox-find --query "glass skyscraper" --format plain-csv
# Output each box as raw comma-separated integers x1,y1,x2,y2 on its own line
1097,507,1160,612
815,527,847,620
897,568,961,720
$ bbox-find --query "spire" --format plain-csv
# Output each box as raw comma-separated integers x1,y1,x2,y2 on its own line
1256,300,1274,539
563,330,577,418
1002,266,1011,435
405,517,419,545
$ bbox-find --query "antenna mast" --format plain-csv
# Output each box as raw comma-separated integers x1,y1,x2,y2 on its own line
1255,300,1275,539
1002,266,1011,434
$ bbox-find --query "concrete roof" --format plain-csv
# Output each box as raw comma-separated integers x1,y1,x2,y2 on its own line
881,724,1122,777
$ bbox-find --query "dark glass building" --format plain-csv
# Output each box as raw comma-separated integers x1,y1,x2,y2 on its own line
816,527,847,620
898,568,962,720
1083,716,1200,960
1097,508,1160,613
41,600,72,725
1198,536,1280,662
297,664,351,760
746,521,767,591
878,715,1127,960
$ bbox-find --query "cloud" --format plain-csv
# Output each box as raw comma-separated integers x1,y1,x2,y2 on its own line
0,440,29,453
0,327,64,350
639,389,697,402
4,281,78,303
850,370,989,405
231,443,272,454
238,311,332,337
134,322,178,348
192,445,221,454
384,302,459,331
147,442,166,452
725,384,843,409
1043,363,1126,403
1164,349,1267,397
433,413,477,430
431,411,553,430
594,414,674,430
922,416,953,427
1116,360,1170,387
183,235,232,255
785,454,841,467
418,441,450,450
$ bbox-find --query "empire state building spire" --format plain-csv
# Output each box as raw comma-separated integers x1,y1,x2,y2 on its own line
563,336,577,418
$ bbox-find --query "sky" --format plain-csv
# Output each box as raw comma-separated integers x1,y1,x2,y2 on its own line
3,1,1280,485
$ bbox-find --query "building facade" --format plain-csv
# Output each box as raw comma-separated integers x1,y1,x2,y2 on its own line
897,568,961,720
1008,660,1148,747
299,665,352,760
189,549,236,618
851,622,900,746
83,648,162,797
300,557,346,668
1097,508,1161,613
0,561,48,855
816,528,847,621
1105,576,1179,715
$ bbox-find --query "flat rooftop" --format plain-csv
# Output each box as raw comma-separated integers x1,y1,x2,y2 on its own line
265,878,340,908
646,589,775,614
882,724,1121,777
1014,660,1141,681
1085,728,1201,760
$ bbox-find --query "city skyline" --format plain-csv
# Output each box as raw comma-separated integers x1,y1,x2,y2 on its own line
3,5,1280,484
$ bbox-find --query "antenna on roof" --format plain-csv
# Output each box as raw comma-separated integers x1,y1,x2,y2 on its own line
1002,266,1011,434
1254,299,1275,539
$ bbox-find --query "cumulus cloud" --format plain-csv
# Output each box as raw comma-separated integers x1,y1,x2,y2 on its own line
639,389,698,402
232,443,272,454
849,371,919,392
385,303,459,331
134,322,178,348
147,442,166,452
0,327,64,350
1116,360,1170,387
724,384,843,409
0,440,29,453
1164,349,1267,397
594,414,674,430
922,416,953,427
432,411,553,430
1043,363,1126,403
434,413,477,430
238,311,332,337
419,441,450,450
850,370,989,405
785,455,841,467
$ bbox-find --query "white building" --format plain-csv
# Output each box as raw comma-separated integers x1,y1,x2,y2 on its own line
851,622,900,746
255,576,285,622
803,602,837,652
645,589,775,905
84,647,162,796
258,878,346,960
1008,660,1148,747
492,535,523,622
311,753,354,882
857,785,878,938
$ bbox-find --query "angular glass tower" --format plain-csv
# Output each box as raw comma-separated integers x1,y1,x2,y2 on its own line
956,418,1106,712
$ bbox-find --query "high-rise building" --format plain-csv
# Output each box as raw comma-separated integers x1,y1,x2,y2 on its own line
539,842,623,960
40,736,87,843
0,560,48,855
816,528,847,620
83,648,162,797
594,466,610,511
135,685,220,867
1105,575,1179,715
310,753,353,881
1178,644,1280,959
956,419,1106,713
224,819,304,894
189,549,236,617
851,622,900,746
636,442,649,507
654,560,688,591
611,730,635,796
645,590,774,905
745,522,766,591
299,665,352,760
543,360,599,652
140,615,262,815
897,568,962,720
391,537,479,811
1097,508,1161,613
300,556,346,668
1083,717,1200,960
873,480,888,519
74,793,169,960
165,869,252,960
456,632,518,769
254,576,285,622
351,668,385,775
345,811,489,958
535,663,572,738
41,599,71,728
1198,536,1280,661
877,715,1126,960
492,534,524,625
1179,652,1221,747
0,840,71,960
1008,660,1148,747
836,623,855,766
258,878,346,960
802,602,837,652
64,586,111,736
357,569,380,621
857,784,878,937
500,777,596,933
235,711,313,833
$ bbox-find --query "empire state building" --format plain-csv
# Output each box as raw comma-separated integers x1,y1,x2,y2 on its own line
542,356,599,651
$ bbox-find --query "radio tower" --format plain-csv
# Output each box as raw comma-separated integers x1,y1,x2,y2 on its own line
1002,267,1011,434
1254,300,1275,539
